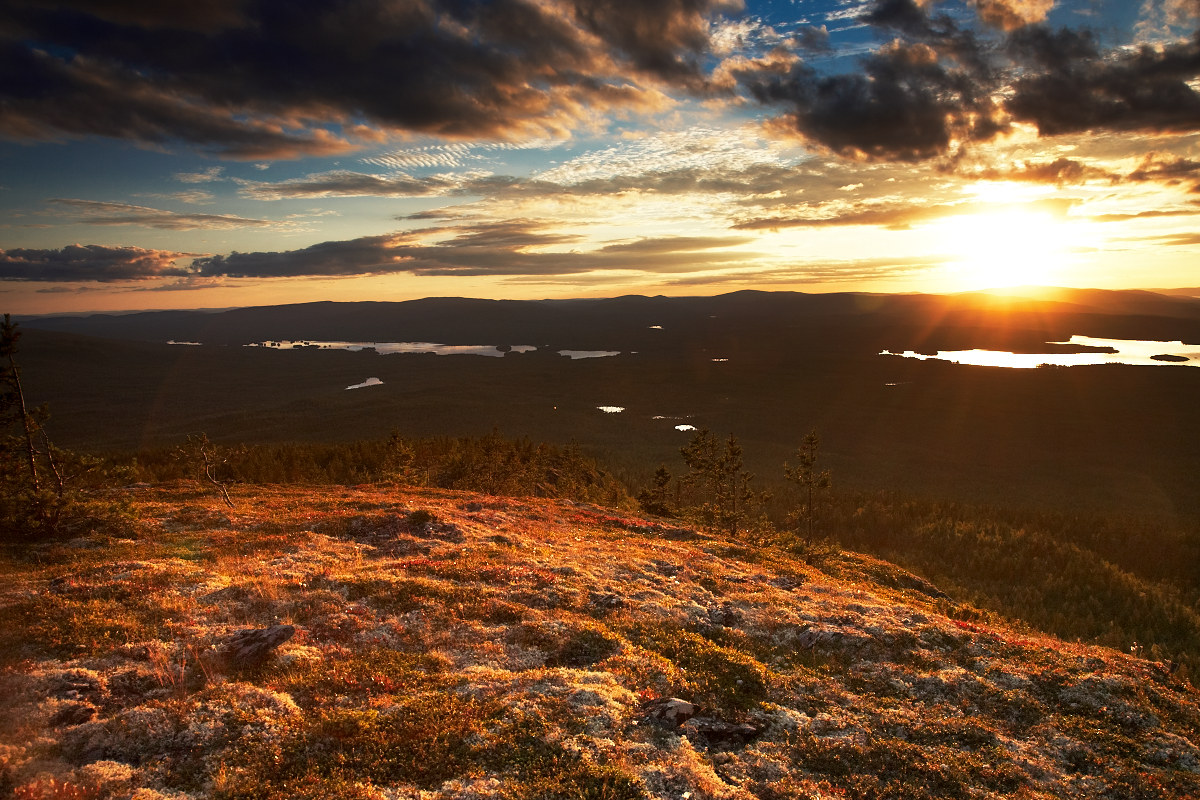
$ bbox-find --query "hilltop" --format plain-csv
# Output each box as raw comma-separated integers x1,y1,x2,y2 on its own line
2,484,1198,799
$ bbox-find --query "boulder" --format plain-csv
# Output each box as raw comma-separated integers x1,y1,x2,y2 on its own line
218,624,296,671
642,698,697,728
682,717,760,747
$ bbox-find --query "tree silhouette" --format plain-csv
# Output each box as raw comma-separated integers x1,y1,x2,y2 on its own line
637,464,677,517
785,430,832,542
680,429,766,536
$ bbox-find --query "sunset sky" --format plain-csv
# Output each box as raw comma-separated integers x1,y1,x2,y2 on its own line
2,0,1199,314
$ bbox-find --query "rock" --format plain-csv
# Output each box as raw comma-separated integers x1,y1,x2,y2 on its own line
45,669,106,702
642,698,697,728
50,702,97,727
589,591,626,612
1151,354,1190,363
682,717,760,747
48,575,81,595
218,624,296,671
707,602,743,628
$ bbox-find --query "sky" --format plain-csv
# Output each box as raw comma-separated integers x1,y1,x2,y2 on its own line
2,0,1199,314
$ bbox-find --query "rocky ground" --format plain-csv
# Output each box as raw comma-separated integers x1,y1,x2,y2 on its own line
2,483,1198,799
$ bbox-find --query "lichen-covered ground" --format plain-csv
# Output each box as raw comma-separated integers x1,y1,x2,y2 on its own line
2,483,1198,799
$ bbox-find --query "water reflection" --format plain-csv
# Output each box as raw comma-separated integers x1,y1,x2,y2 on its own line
882,336,1200,369
559,350,621,359
597,406,625,414
247,340,536,356
345,377,383,390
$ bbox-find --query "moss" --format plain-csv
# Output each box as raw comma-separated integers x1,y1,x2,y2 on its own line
214,694,487,797
268,648,448,708
481,719,646,800
622,620,772,711
787,731,1027,800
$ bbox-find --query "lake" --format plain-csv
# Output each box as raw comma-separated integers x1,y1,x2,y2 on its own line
243,340,537,356
881,336,1200,369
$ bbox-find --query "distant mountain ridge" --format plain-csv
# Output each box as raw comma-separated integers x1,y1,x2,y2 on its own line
19,288,1200,351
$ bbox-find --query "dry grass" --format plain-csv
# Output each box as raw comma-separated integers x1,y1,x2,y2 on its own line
1,483,1198,799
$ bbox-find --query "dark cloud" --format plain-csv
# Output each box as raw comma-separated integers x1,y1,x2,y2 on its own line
1125,152,1200,186
0,244,192,281
0,41,357,159
795,26,832,53
734,1,1005,161
191,235,405,279
190,222,757,279
49,198,277,230
571,0,743,89
0,0,741,156
1007,26,1200,137
731,0,1200,163
14,0,247,31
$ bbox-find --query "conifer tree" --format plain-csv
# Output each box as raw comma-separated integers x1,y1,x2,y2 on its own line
680,429,766,536
637,464,677,517
785,430,832,542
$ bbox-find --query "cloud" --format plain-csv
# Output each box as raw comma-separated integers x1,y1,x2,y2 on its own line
733,2,1006,161
1154,232,1200,245
240,128,810,201
0,42,360,159
175,167,225,184
728,0,1200,163
733,197,1074,231
48,198,277,230
1125,152,1200,186
237,172,456,200
0,244,192,282
961,152,1200,190
962,157,1117,184
0,0,743,156
189,222,758,279
1087,208,1200,223
970,0,1055,31
1006,25,1200,137
664,255,948,286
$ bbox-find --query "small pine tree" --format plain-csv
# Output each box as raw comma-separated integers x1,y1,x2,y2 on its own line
637,464,677,517
680,429,767,537
176,433,240,508
785,430,832,542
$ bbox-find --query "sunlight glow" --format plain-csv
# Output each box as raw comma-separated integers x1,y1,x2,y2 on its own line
963,181,1055,204
936,209,1069,289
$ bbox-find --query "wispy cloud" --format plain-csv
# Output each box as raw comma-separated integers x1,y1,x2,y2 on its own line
187,221,760,279
663,255,948,286
48,199,278,230
175,167,225,184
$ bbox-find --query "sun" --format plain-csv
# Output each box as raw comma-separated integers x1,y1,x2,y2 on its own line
935,208,1070,290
